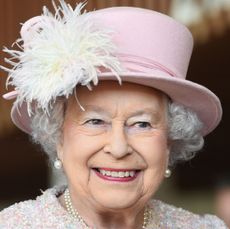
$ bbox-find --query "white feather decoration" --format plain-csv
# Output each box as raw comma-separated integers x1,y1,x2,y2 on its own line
1,0,123,114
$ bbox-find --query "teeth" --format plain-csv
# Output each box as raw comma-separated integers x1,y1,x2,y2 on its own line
105,171,111,176
98,169,136,178
130,171,135,177
119,171,125,177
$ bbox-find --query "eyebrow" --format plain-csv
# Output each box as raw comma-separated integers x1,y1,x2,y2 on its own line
80,105,161,119
79,105,111,116
128,109,160,117
127,109,162,124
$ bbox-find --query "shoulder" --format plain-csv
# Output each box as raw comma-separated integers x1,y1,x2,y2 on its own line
147,199,228,229
0,186,77,229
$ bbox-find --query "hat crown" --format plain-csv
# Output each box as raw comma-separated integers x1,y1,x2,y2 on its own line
92,7,194,79
2,4,221,136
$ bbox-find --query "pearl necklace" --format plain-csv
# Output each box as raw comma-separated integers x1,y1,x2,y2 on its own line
64,189,89,228
64,188,151,228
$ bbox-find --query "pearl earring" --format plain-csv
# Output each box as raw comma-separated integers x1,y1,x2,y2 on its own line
54,158,62,169
165,168,171,178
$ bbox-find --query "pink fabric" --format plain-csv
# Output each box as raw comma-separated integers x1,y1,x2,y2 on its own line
5,6,222,136
92,7,193,79
0,186,228,228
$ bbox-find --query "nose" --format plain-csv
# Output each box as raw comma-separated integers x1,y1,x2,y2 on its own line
103,124,133,159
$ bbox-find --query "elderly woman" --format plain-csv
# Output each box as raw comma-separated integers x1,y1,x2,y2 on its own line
0,1,228,228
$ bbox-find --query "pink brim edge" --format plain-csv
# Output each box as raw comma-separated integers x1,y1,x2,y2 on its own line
10,72,222,136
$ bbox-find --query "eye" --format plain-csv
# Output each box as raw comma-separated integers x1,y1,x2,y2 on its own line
84,119,105,125
133,122,152,128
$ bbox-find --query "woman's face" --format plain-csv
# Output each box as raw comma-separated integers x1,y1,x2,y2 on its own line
58,81,169,211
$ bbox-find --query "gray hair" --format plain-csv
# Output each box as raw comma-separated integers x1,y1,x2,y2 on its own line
31,99,204,167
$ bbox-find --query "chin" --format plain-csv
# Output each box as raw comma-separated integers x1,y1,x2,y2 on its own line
90,188,143,210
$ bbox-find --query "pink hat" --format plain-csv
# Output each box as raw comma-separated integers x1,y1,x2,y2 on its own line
2,2,222,136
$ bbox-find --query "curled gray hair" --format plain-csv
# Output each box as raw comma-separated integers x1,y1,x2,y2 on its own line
31,99,204,166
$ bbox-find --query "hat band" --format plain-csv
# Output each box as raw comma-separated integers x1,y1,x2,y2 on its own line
102,53,177,77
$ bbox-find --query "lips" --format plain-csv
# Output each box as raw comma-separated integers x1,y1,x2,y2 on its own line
93,168,141,182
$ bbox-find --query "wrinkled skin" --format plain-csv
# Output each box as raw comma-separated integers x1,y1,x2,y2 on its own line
58,81,169,229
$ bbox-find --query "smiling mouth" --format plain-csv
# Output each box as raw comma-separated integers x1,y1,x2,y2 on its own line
92,168,141,182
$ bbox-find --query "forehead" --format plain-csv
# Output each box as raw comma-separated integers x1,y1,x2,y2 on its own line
67,81,167,115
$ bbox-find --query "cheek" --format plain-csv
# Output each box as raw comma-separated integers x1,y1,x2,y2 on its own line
62,126,105,167
61,131,106,191
131,133,168,193
144,138,168,177
132,132,168,164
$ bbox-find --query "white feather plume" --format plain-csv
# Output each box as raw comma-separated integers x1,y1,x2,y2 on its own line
1,0,123,114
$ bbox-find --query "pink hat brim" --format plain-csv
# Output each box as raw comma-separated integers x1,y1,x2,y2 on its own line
10,71,222,136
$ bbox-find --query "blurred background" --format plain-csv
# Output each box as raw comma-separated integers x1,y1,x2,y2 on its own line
0,0,230,226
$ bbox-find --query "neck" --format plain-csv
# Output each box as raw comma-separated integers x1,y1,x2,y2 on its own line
59,189,147,229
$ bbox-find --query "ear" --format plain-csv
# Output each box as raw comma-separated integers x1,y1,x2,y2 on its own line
165,147,170,167
56,143,64,162
56,120,65,162
166,137,171,157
